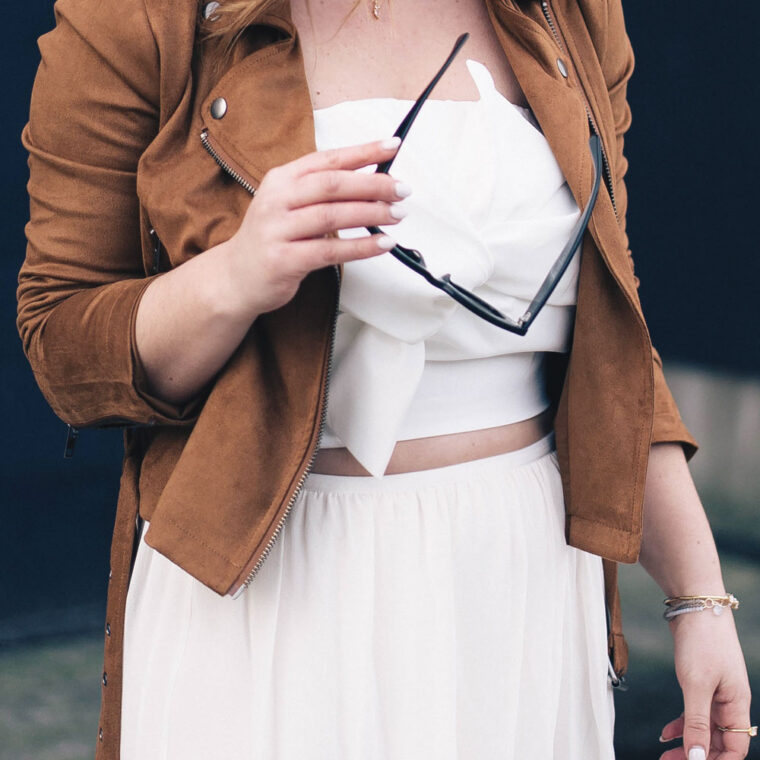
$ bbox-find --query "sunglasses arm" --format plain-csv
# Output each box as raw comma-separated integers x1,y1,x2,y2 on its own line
518,133,603,330
375,33,470,175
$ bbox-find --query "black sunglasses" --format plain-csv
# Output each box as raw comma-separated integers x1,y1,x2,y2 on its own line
366,33,603,336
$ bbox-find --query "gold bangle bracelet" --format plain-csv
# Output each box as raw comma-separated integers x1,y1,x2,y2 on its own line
663,593,740,610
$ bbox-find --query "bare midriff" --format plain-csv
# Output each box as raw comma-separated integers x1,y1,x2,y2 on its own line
311,408,554,476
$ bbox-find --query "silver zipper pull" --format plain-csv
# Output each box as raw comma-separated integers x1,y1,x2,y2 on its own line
149,227,161,274
64,424,79,458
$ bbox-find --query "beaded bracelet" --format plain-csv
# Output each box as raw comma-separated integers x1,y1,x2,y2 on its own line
662,593,740,622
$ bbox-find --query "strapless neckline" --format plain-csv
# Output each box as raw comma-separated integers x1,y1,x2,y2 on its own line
313,59,532,116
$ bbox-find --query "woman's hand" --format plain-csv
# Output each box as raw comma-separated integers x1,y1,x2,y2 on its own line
135,136,410,406
658,610,752,760
221,136,411,320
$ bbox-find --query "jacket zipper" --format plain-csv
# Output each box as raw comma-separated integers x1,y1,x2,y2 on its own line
542,1,627,686
230,271,339,599
200,129,258,195
540,0,618,219
200,127,341,598
149,227,162,274
64,424,79,458
63,418,156,459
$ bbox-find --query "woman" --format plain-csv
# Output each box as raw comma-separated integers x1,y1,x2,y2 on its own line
17,0,752,758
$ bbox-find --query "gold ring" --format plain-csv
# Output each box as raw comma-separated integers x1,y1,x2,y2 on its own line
716,725,758,736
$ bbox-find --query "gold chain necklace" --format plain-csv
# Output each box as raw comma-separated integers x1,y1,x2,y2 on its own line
372,0,381,19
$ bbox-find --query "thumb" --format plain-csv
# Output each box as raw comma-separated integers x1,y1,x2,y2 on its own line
682,682,713,760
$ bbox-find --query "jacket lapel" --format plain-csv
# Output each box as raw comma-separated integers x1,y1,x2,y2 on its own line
486,0,641,307
199,7,317,188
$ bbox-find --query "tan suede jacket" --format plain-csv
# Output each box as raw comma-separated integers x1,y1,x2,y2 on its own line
18,0,697,756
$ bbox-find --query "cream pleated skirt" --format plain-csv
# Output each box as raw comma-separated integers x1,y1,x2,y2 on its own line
121,434,615,759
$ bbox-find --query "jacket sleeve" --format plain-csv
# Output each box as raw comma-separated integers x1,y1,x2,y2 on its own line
17,0,203,428
596,0,698,459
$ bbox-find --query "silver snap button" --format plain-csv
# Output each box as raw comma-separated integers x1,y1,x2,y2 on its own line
106,622,111,637
203,2,221,20
99,728,103,741
557,58,569,78
102,672,108,686
108,569,112,580
210,97,228,120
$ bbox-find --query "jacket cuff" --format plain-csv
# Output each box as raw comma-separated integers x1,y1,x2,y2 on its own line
651,412,698,462
651,352,698,460
27,276,205,428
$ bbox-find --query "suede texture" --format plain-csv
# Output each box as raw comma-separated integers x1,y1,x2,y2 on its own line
17,0,697,756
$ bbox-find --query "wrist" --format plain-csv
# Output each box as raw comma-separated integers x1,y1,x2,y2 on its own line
663,592,738,628
667,604,739,640
640,550,726,599
203,237,263,324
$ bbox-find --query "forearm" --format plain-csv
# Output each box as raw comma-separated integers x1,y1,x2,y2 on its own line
642,446,753,759
638,442,726,597
134,240,260,406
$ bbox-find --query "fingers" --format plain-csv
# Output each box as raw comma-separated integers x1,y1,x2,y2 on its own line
254,138,412,240
659,713,692,760
283,200,407,241
717,731,753,759
659,713,685,743
681,681,714,760
286,170,412,209
284,233,396,272
659,683,753,759
711,699,753,759
285,137,401,178
715,735,752,760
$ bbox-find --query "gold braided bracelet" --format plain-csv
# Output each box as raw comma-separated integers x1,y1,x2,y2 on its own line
663,593,740,622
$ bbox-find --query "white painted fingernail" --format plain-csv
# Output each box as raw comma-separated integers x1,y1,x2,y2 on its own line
688,747,706,760
377,235,395,250
394,181,412,198
381,136,401,150
389,204,408,220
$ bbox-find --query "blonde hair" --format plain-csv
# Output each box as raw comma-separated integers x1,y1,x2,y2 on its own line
200,0,281,64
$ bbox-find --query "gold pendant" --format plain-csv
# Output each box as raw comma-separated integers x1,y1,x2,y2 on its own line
372,0,380,19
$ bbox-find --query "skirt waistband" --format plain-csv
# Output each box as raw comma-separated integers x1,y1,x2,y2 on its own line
303,431,556,494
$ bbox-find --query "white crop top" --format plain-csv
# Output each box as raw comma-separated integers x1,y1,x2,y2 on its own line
314,60,581,477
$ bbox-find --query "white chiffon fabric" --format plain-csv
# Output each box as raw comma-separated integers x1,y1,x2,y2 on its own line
121,434,616,760
315,59,582,477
